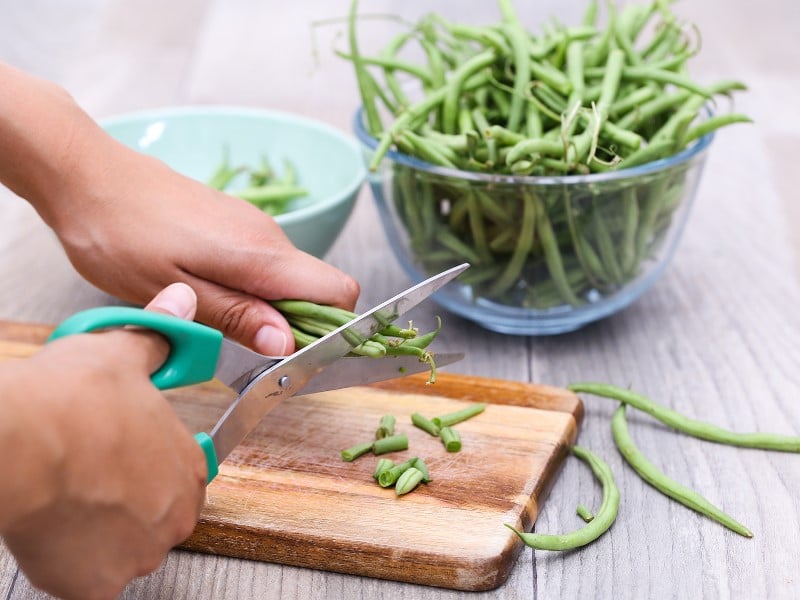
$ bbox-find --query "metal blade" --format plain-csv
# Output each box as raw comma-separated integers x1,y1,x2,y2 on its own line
294,352,464,395
214,338,278,393
208,263,469,463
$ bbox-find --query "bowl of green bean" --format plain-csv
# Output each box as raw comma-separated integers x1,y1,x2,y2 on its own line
101,106,366,258
356,108,718,335
345,0,750,335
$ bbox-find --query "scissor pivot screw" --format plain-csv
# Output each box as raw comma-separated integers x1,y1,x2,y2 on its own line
278,375,290,389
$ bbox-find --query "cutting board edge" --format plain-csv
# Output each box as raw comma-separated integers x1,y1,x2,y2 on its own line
180,516,525,592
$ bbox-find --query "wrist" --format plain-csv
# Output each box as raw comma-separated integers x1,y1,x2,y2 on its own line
0,61,120,232
0,360,63,534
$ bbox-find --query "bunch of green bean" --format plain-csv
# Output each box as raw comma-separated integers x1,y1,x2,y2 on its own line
206,150,308,216
341,413,433,496
271,300,442,383
505,383,800,551
343,0,750,309
566,383,800,540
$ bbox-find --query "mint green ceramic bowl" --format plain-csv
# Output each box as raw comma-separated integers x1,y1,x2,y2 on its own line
100,106,366,258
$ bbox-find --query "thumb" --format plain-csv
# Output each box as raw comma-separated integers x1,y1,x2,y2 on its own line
130,282,198,374
144,282,198,320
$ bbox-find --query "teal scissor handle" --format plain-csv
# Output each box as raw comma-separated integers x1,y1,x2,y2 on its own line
47,306,222,482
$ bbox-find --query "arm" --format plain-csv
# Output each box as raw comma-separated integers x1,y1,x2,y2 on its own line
0,60,360,356
0,283,207,600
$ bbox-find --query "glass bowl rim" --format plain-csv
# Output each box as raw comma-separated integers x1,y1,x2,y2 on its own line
352,106,714,185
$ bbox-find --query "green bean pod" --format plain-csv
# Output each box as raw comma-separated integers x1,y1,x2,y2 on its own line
611,404,753,537
506,445,620,550
569,383,800,452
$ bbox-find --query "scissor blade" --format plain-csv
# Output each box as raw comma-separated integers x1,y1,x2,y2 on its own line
214,338,276,393
294,352,464,395
208,263,469,464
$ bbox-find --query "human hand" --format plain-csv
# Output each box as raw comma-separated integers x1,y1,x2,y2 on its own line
0,62,360,356
0,283,208,600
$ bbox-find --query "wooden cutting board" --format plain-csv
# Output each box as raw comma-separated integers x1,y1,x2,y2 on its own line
0,320,582,592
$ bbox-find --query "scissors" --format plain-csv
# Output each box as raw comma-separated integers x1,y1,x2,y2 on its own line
46,263,469,484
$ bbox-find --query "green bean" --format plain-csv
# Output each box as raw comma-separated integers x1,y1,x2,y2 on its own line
341,441,373,462
498,0,532,131
537,202,582,306
592,206,625,284
526,100,543,138
465,190,493,263
380,32,414,110
618,139,675,168
348,0,381,135
530,59,572,97
410,457,432,483
442,50,497,134
617,66,713,98
395,316,441,349
233,184,307,206
506,445,620,550
569,383,800,452
681,113,753,145
411,413,440,436
611,404,753,537
505,138,566,164
449,23,511,55
372,433,409,455
420,37,446,90
378,458,416,487
398,130,459,168
432,402,486,428
395,467,425,495
373,458,394,480
619,187,640,275
582,0,598,27
439,426,462,452
207,149,245,190
289,325,316,349
376,415,396,440
609,86,657,117
488,191,537,296
566,40,585,111
369,71,489,170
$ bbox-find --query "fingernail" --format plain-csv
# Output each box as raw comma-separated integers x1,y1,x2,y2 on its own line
254,325,293,356
147,283,197,319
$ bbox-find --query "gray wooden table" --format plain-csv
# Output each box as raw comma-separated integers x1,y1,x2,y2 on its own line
1,1,799,598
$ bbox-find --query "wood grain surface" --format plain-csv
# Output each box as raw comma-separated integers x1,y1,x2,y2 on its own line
1,1,799,599
0,321,581,592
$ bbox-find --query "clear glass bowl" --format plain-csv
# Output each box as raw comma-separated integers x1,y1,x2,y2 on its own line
353,109,714,335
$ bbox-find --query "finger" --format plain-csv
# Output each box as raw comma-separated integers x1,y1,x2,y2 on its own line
187,276,296,356
144,281,197,319
184,209,360,311
125,282,199,373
